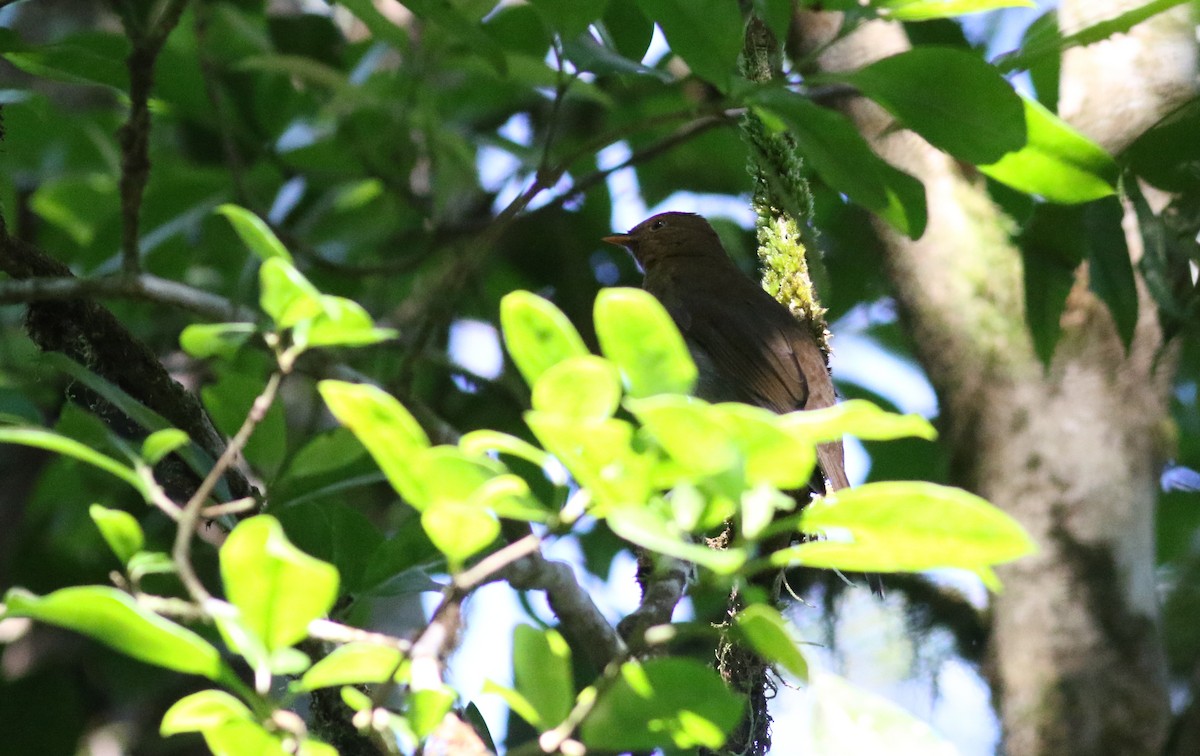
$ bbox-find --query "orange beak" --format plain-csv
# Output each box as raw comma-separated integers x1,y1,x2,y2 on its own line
601,233,633,247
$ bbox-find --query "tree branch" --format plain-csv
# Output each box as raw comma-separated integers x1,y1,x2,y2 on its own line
0,273,245,322
115,0,189,275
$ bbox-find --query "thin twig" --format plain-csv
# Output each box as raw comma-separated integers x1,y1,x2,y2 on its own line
173,371,282,604
454,533,542,590
0,273,245,321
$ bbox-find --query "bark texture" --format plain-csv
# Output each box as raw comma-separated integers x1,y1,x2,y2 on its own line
792,6,1194,754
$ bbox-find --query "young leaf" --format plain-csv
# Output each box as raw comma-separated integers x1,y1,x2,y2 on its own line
594,287,697,398
141,428,190,465
89,504,144,564
319,380,431,505
2,587,224,679
295,295,397,349
217,204,293,263
779,399,937,443
295,642,405,691
500,291,589,388
259,258,325,329
219,516,340,652
160,690,254,735
532,355,623,421
776,481,1036,574
421,504,500,568
180,323,257,361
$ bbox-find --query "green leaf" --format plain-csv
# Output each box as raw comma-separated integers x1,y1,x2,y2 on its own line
220,516,340,652
525,412,653,510
1085,196,1138,348
180,323,257,360
594,287,697,398
200,720,288,756
980,97,1117,202
600,0,655,61
409,686,457,739
735,604,808,680
141,428,190,465
513,625,574,728
1124,97,1200,192
1017,203,1087,363
319,380,431,505
627,395,739,476
0,426,145,495
828,47,1026,165
779,399,937,443
421,504,500,568
580,658,743,751
531,354,622,422
876,0,1034,21
295,642,405,691
750,89,927,238
500,291,589,388
202,369,288,477
259,258,325,329
217,204,293,263
399,0,508,74
607,506,747,574
636,0,744,91
712,402,816,489
413,446,503,509
89,504,144,564
528,0,608,38
775,481,1036,574
482,680,542,728
459,430,551,468
296,295,397,349
161,690,253,735
2,587,224,678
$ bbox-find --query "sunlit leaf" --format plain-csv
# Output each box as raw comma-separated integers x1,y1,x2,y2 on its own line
735,604,808,680
980,97,1117,202
532,355,622,421
595,288,697,398
500,291,589,388
319,380,431,505
89,504,144,564
2,587,223,678
217,204,293,263
220,516,340,652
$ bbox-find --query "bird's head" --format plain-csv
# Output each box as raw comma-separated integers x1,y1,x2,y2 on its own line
602,212,726,272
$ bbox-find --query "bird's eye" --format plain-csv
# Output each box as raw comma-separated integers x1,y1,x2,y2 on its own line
650,219,666,231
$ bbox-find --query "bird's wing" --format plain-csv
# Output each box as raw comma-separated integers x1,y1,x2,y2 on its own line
684,291,850,492
683,291,813,414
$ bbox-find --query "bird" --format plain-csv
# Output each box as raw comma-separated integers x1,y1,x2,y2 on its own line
603,211,849,494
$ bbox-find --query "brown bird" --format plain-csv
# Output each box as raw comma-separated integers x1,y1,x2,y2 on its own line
603,211,849,494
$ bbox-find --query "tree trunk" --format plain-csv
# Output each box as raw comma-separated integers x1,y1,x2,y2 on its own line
792,5,1194,753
